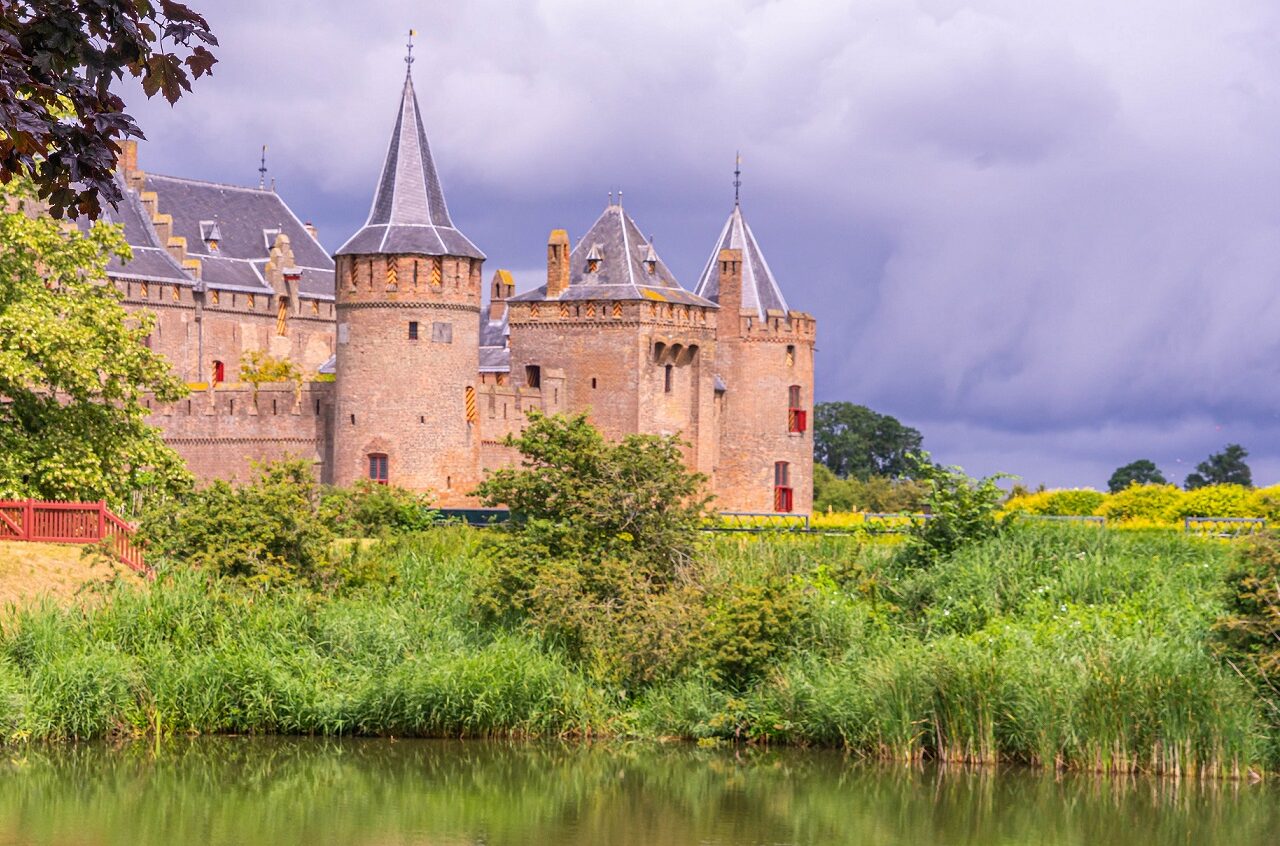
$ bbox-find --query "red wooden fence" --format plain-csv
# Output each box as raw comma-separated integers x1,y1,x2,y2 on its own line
0,500,145,572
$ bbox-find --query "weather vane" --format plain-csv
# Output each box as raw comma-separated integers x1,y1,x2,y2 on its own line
734,151,742,205
406,28,416,67
258,144,268,190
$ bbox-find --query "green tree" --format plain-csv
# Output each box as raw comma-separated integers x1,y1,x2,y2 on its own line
901,453,1007,567
0,179,190,507
1107,459,1167,493
475,411,714,690
813,401,923,479
239,349,302,403
1185,444,1252,490
0,2,217,219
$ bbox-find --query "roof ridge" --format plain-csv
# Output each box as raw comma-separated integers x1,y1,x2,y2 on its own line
146,172,274,194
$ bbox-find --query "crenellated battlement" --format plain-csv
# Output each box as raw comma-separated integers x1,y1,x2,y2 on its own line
335,253,483,308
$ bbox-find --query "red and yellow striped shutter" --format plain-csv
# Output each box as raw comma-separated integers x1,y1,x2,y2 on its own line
464,386,478,423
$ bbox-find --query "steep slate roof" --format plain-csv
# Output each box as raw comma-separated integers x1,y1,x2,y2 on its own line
336,70,483,259
510,202,716,307
478,305,510,373
145,173,335,297
93,175,192,284
694,203,789,319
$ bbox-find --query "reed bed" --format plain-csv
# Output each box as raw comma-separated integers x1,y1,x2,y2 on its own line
0,524,1271,775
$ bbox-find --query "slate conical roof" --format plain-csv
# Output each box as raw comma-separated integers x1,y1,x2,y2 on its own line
694,203,788,319
336,71,483,259
510,201,715,306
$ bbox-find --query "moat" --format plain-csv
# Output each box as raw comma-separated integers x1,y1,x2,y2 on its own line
0,739,1274,845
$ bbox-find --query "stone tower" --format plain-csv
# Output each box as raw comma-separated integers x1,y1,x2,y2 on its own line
331,66,486,502
505,200,720,477
696,202,816,513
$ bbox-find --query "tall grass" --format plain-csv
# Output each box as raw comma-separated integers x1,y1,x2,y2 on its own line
0,524,1270,776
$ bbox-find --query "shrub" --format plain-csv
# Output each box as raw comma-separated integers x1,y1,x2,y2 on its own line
138,459,335,589
1004,489,1105,517
1167,484,1253,520
701,577,806,688
1096,484,1183,523
1215,533,1280,708
901,455,1006,567
319,481,436,536
475,411,715,691
814,464,929,513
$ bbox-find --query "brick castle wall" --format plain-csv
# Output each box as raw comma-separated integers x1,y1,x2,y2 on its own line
147,382,332,483
331,253,484,504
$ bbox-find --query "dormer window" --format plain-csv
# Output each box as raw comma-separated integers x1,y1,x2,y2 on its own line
262,228,281,251
585,244,603,274
643,242,658,275
199,220,222,252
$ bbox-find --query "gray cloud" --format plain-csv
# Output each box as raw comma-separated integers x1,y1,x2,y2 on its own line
121,0,1280,487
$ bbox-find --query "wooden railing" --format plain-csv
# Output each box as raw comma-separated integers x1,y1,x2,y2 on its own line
0,500,145,572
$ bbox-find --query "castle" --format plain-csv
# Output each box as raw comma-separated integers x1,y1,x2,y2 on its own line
109,65,816,513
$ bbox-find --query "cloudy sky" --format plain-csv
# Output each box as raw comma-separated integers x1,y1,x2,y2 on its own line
123,0,1280,488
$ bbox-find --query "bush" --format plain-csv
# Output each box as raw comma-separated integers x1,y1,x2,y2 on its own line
475,412,715,691
1096,484,1183,522
139,459,334,589
1168,484,1254,520
1004,489,1105,517
319,481,436,536
1215,533,1280,709
814,464,929,513
901,455,1006,567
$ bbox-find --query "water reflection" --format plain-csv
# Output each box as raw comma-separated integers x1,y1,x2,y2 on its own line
0,739,1272,845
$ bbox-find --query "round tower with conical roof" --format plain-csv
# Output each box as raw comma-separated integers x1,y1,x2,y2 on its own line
330,65,485,501
695,199,816,514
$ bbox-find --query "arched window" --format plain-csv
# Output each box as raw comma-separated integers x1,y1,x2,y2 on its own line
664,364,674,393
774,461,793,513
211,360,225,385
368,453,388,485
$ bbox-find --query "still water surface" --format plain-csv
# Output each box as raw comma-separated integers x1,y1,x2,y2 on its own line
0,739,1274,845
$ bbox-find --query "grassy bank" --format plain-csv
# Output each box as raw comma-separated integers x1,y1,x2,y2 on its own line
0,524,1269,775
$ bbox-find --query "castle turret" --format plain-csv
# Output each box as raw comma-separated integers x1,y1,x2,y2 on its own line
505,199,720,477
330,64,485,501
696,202,816,514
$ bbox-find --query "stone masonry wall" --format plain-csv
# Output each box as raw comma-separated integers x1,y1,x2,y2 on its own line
331,253,484,504
147,382,332,483
710,250,816,514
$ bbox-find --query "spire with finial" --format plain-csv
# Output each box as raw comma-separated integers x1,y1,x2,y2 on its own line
334,34,483,259
258,144,268,190
405,28,416,71
733,150,741,206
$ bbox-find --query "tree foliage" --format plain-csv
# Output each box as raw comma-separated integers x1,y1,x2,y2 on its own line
813,463,929,513
474,411,716,690
901,454,1007,567
1185,444,1252,490
139,460,424,591
0,1,217,220
239,349,301,402
1107,459,1166,493
0,178,190,507
813,401,923,480
1215,533,1280,718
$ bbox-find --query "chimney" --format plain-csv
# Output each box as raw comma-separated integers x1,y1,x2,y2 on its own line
717,248,743,318
490,269,514,321
304,221,319,242
546,229,570,299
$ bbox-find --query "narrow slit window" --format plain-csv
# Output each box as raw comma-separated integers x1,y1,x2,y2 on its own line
664,364,673,393
408,320,419,340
